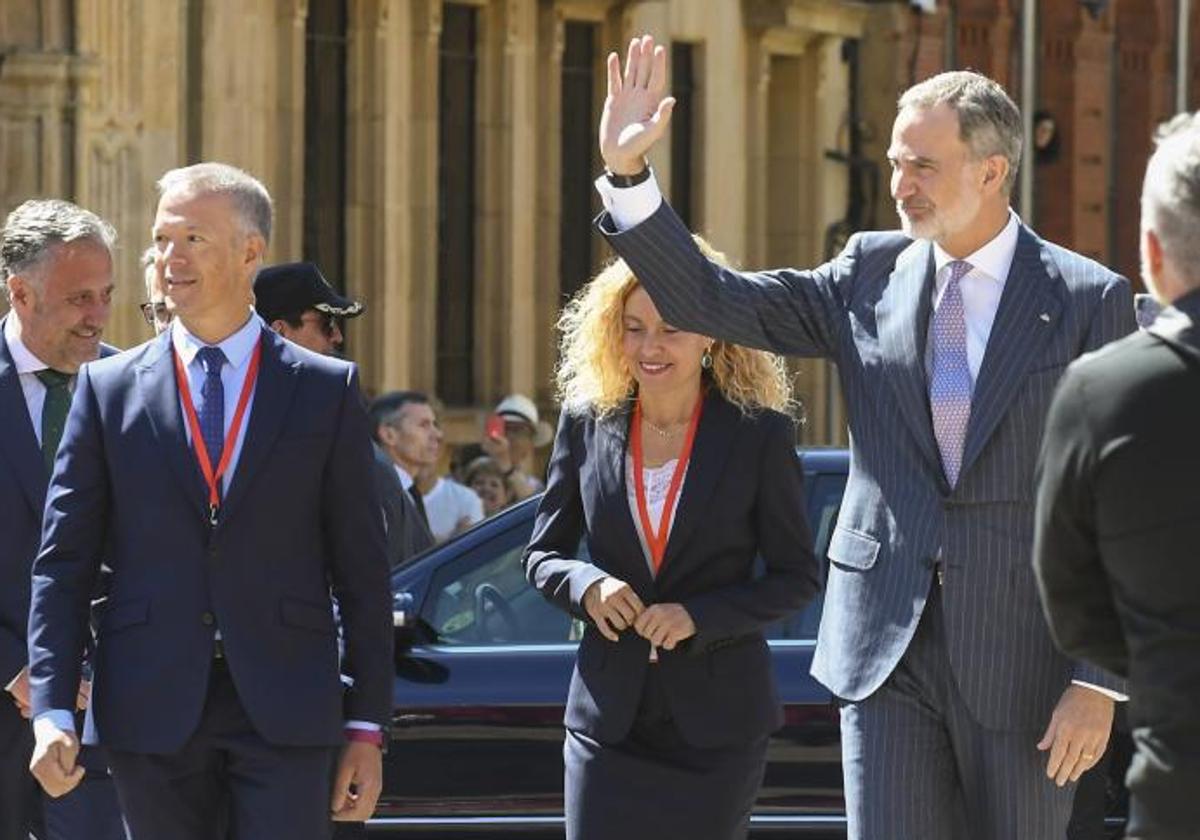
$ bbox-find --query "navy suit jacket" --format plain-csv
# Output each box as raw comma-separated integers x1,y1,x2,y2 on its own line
26,326,393,754
524,391,820,749
601,203,1134,731
0,316,115,688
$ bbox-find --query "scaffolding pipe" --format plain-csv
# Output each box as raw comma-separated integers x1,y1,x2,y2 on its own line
1179,0,1192,114
1020,0,1037,224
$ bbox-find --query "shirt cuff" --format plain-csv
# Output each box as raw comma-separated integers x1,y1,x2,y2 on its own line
34,710,78,737
4,669,22,692
344,720,381,732
594,169,663,231
1071,679,1128,703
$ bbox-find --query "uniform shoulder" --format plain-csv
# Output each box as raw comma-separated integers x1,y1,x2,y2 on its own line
1039,238,1126,290
847,229,914,257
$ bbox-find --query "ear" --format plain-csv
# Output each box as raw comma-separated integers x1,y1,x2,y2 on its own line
981,155,1009,194
269,319,289,336
1142,227,1165,277
6,275,31,309
242,232,267,271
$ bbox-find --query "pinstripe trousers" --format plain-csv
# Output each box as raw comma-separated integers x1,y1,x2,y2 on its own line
839,582,1076,840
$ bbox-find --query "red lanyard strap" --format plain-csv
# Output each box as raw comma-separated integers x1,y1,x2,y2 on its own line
631,394,704,572
173,338,263,524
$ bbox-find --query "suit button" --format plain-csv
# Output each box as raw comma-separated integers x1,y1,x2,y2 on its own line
201,612,215,626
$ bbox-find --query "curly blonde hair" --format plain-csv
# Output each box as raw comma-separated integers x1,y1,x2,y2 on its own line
555,237,796,417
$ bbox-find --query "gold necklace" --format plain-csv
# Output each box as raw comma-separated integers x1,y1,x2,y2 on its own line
642,417,684,438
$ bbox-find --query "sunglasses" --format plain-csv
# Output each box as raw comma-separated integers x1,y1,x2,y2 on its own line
300,311,338,338
138,301,172,327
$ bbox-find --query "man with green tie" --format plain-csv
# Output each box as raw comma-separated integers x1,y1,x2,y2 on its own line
0,199,127,840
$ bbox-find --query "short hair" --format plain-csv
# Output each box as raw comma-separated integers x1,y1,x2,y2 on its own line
140,245,157,268
1,199,116,301
899,71,1023,195
156,162,274,244
1141,112,1200,286
368,391,431,442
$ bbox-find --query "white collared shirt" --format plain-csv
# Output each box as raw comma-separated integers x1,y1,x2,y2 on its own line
393,464,415,492
928,212,1020,384
3,314,71,447
170,312,263,494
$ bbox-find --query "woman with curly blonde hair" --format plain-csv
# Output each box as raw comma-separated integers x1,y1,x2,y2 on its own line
524,239,821,840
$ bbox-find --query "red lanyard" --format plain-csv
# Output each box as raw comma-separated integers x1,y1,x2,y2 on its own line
172,338,262,525
631,395,704,572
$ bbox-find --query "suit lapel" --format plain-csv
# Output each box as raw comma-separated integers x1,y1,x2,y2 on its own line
875,239,943,476
594,403,654,591
960,225,1064,476
656,391,738,578
137,331,209,520
0,319,48,516
217,329,299,526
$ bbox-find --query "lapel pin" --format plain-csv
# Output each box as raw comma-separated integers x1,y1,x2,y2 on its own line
1039,313,1051,323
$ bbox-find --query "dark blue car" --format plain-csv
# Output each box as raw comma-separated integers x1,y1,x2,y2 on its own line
370,450,1129,837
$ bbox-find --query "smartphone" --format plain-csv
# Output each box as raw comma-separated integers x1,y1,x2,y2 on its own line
485,414,506,439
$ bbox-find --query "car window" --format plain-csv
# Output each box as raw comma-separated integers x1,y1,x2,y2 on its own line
765,471,846,640
424,530,588,646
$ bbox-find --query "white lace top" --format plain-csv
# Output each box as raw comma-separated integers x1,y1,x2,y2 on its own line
624,453,690,576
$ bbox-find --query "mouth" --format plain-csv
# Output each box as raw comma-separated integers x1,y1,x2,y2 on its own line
165,276,197,290
638,361,672,376
898,203,932,217
71,327,101,340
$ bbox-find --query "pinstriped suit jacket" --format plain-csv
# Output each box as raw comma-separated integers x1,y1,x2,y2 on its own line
599,202,1135,731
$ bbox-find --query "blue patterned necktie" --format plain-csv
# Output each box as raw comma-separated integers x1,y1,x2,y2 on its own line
929,260,974,487
196,346,227,470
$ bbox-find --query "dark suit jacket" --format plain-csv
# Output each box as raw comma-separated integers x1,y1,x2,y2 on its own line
1034,290,1200,831
373,444,434,568
26,326,393,754
524,391,820,749
601,203,1132,730
0,317,115,689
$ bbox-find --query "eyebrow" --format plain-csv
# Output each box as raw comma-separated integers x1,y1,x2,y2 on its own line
887,152,937,167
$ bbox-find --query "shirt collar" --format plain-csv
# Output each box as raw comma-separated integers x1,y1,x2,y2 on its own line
3,314,50,374
171,310,263,369
393,464,414,490
932,210,1021,287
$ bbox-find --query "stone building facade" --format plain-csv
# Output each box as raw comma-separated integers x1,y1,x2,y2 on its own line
0,0,1195,449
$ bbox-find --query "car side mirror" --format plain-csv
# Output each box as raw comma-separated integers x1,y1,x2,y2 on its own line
392,590,415,629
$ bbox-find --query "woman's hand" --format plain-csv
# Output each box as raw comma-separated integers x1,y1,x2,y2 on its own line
582,576,645,641
634,603,696,650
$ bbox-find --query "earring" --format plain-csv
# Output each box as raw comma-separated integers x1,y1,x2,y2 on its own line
701,347,713,370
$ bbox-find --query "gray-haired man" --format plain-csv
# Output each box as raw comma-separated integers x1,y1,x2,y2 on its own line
595,36,1134,839
0,198,127,840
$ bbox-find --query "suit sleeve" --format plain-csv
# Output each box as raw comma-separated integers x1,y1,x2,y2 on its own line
597,200,856,359
1082,274,1136,353
1033,367,1129,680
27,365,108,716
324,368,394,726
523,411,607,622
681,413,822,647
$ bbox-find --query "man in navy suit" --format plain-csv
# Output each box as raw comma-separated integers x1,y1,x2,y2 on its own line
593,36,1133,839
26,163,393,839
0,199,127,840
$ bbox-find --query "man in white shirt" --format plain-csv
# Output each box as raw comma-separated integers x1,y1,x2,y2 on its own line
593,37,1134,839
369,391,483,543
0,198,127,840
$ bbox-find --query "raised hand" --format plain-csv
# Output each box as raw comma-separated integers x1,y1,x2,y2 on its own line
599,34,675,175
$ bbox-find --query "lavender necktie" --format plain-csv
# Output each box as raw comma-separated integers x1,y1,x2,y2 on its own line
196,346,226,470
929,260,973,487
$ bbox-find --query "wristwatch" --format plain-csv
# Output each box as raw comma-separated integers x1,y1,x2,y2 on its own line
605,163,651,188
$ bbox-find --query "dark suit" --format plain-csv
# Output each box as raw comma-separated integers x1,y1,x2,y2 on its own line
1035,289,1200,839
373,444,434,567
0,317,125,840
524,392,820,840
600,201,1133,838
26,325,392,839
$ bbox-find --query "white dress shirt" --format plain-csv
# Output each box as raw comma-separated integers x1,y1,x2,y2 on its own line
595,170,1126,703
3,314,70,448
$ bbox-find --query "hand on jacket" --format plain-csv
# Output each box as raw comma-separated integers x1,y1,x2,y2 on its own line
583,576,645,641
633,604,696,651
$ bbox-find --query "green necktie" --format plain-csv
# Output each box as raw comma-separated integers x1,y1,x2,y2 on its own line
35,369,72,475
